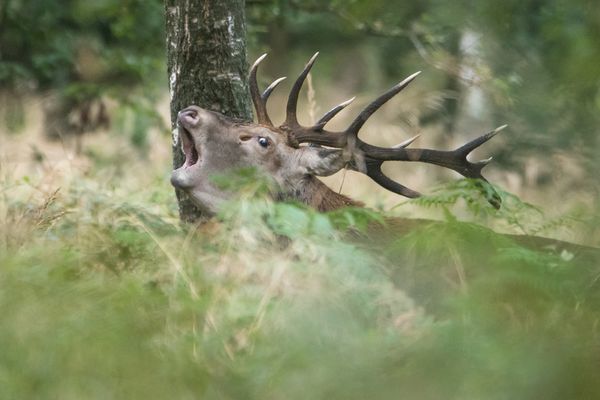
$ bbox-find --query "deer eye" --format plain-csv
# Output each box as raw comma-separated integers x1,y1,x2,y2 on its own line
257,137,270,148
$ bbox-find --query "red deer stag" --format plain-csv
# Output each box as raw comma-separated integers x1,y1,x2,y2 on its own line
171,53,505,215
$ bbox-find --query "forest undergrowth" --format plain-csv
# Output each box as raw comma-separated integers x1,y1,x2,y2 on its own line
1,146,599,400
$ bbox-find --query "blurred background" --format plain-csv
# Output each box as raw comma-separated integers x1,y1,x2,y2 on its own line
1,0,599,224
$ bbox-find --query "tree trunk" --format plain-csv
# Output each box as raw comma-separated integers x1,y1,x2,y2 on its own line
165,0,253,223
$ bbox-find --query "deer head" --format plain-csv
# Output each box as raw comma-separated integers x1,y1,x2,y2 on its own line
171,53,505,215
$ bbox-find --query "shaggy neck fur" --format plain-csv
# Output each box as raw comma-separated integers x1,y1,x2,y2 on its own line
278,176,362,212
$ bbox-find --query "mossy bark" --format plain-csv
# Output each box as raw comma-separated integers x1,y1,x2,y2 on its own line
165,0,252,223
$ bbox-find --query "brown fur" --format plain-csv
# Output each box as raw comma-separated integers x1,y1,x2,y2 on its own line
290,176,362,211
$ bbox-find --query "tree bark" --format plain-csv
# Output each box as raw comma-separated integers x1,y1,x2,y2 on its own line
165,0,253,223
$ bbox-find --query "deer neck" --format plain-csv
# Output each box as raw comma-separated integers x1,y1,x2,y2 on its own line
278,175,362,212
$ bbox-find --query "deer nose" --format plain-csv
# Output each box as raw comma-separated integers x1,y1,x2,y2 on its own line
178,108,197,118
178,107,199,125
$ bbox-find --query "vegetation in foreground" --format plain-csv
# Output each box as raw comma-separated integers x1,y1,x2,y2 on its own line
1,146,599,400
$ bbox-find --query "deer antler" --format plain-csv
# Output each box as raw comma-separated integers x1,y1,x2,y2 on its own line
249,52,505,208
249,53,287,126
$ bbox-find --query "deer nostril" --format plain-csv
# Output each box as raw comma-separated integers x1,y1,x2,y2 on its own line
179,109,197,119
178,108,199,125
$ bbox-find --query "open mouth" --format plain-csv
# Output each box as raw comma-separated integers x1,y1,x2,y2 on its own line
180,126,200,168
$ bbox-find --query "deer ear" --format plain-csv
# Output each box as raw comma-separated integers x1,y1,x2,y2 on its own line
296,147,346,177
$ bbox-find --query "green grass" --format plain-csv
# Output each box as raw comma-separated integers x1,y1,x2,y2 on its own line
1,159,599,399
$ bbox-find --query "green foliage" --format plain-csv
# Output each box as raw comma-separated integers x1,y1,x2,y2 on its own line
0,0,166,144
112,97,168,151
385,217,600,398
210,166,276,196
403,178,582,236
1,1,600,396
2,165,599,399
0,0,165,90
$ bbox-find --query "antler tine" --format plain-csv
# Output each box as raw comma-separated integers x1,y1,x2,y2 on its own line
392,134,420,149
346,71,421,135
284,52,320,128
249,53,274,126
365,158,500,209
287,71,421,148
359,126,506,179
456,124,507,155
364,160,422,198
355,126,505,207
313,97,356,130
262,77,287,101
